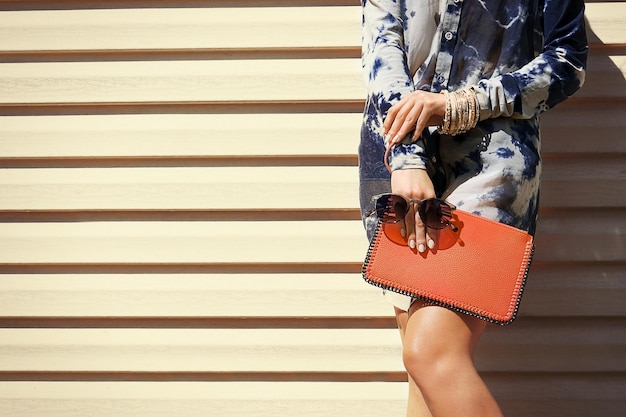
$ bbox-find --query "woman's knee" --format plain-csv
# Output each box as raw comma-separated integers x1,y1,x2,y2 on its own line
402,333,449,379
401,307,483,388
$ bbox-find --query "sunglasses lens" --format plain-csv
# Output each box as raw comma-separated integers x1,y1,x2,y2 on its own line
419,199,453,229
375,195,454,228
375,194,408,223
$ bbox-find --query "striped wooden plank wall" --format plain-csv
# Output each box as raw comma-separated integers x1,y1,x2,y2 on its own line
0,1,624,416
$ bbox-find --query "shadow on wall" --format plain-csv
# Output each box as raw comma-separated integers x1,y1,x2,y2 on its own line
478,17,626,417
582,17,626,98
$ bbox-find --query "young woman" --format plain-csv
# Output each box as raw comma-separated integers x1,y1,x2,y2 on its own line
359,1,588,415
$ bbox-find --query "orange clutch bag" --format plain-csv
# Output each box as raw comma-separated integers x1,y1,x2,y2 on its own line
362,209,534,325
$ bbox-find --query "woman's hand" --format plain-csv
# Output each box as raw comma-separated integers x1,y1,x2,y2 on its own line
384,90,445,251
391,168,438,253
383,90,446,146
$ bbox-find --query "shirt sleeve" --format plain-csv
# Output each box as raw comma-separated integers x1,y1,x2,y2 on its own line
473,0,588,120
362,0,429,171
362,0,415,117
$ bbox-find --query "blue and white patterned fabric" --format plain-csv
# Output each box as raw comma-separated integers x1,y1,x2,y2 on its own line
359,0,587,239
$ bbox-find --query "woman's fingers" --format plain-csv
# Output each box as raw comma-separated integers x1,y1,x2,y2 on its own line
404,204,429,253
383,98,420,146
390,106,423,146
426,228,439,251
383,91,446,146
407,214,440,253
391,169,439,254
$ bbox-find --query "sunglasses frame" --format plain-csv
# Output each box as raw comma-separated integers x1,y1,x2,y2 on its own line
371,193,457,231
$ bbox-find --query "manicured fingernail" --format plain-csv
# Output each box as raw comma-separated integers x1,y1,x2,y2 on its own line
409,239,415,249
401,228,406,237
428,239,435,249
384,134,390,145
418,243,426,253
391,134,400,144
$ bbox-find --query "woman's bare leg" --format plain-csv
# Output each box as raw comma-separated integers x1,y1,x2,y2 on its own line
395,307,433,417
397,302,503,417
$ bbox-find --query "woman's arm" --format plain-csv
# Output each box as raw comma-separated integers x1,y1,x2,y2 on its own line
384,0,588,160
473,0,588,120
362,0,415,121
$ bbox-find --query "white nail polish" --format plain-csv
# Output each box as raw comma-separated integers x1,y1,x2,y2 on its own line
401,228,406,237
418,244,425,253
428,239,435,249
409,239,415,249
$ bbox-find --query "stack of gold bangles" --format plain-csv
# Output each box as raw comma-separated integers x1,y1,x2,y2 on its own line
438,87,480,135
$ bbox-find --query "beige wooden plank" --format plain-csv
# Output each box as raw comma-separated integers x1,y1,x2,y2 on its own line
1,265,622,319
585,2,626,45
0,167,359,210
521,264,626,317
0,7,361,52
1,106,624,158
0,381,406,400
1,155,624,211
1,378,622,417
0,264,626,318
578,53,626,98
533,210,626,262
0,320,622,373
0,56,623,105
0,105,624,158
0,273,392,318
541,154,626,207
1,378,624,417
1,267,621,318
0,59,365,104
0,328,404,373
0,113,362,158
0,381,407,417
0,220,369,265
541,100,626,154
489,373,626,417
0,211,624,265
478,318,626,372
0,3,620,52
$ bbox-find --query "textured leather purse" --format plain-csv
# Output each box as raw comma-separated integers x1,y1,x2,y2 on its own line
362,209,534,325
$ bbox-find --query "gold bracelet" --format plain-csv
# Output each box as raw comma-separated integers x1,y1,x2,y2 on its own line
438,88,480,135
438,90,452,134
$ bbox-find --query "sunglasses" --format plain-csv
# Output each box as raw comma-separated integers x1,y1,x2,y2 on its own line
372,193,457,231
